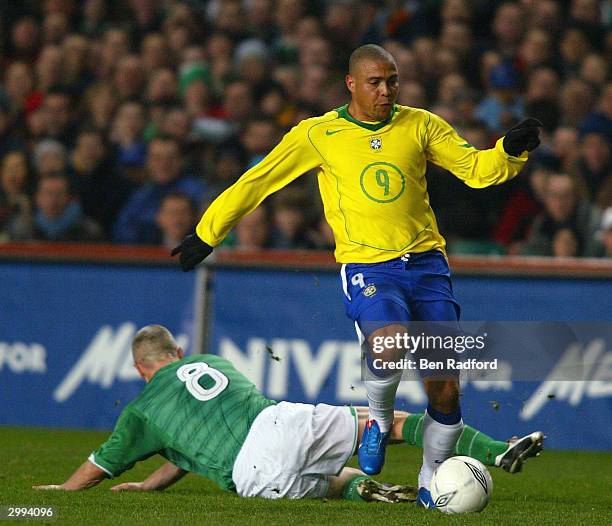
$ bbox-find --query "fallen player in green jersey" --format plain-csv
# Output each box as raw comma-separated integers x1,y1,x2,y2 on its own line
33,325,544,503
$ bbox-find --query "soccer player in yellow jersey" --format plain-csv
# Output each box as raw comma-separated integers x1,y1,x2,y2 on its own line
172,44,542,507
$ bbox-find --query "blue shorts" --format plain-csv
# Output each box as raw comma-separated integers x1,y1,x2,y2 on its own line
340,250,460,339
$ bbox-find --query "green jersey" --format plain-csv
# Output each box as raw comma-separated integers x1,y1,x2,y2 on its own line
89,354,276,491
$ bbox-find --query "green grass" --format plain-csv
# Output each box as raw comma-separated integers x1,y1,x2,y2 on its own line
1,427,611,525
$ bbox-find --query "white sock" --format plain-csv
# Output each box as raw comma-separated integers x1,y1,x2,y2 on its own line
419,411,464,489
364,372,402,433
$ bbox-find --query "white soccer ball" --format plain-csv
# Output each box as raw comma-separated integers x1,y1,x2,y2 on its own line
430,456,493,514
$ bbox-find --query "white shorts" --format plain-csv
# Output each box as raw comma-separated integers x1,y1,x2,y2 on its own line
232,402,358,499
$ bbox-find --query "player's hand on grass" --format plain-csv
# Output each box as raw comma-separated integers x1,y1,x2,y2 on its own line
110,482,148,492
171,232,213,272
502,118,543,157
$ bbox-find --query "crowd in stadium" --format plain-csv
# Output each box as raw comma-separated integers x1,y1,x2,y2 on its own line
0,0,610,257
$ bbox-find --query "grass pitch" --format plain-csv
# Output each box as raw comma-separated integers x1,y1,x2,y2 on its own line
1,427,611,526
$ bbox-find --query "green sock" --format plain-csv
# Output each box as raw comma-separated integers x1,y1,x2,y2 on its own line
342,475,371,502
401,413,508,466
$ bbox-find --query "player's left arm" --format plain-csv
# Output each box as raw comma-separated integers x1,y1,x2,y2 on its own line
33,460,108,491
424,113,542,188
110,461,187,492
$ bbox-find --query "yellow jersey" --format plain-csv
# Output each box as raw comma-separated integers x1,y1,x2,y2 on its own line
196,104,528,263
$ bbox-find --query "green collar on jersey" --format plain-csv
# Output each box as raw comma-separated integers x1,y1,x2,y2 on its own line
335,104,397,131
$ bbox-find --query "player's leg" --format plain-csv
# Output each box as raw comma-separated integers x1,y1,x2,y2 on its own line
340,263,410,475
359,316,409,475
411,298,464,507
353,407,544,472
327,467,416,503
395,411,544,472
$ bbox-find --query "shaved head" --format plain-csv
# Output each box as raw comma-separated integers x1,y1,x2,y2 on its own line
346,44,399,122
132,325,180,365
349,44,396,75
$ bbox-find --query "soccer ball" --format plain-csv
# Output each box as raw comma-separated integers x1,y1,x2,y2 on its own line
430,456,493,514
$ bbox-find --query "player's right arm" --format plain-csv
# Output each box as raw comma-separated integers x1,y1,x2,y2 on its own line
172,120,322,270
110,461,187,492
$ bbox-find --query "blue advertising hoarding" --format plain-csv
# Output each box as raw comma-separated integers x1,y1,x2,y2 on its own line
0,261,196,430
208,267,612,451
1,258,611,451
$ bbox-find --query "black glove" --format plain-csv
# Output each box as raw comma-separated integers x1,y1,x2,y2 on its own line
502,118,543,157
171,233,213,272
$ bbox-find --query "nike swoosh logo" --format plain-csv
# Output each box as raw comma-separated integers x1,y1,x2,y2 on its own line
434,460,444,464
325,129,349,136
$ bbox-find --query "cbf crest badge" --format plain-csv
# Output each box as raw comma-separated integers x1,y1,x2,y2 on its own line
370,137,382,151
363,284,377,297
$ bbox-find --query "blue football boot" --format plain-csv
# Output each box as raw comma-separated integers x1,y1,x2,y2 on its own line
358,419,389,475
416,487,436,509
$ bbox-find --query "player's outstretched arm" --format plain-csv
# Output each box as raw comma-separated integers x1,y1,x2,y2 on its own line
110,461,187,492
425,113,542,188
171,120,321,271
33,460,107,491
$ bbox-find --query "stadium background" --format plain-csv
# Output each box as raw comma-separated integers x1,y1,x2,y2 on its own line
1,0,611,477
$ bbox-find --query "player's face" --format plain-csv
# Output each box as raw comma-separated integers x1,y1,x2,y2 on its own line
346,59,399,121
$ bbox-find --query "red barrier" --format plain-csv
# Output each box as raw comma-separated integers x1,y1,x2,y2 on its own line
1,242,611,277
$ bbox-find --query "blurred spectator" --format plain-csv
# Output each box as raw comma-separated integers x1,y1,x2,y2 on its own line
202,145,246,203
43,12,69,46
40,87,75,145
560,26,592,75
98,28,130,79
113,136,204,244
559,78,597,127
141,33,169,74
0,151,32,241
9,16,40,63
80,0,110,37
114,55,146,102
592,207,612,257
233,206,270,250
33,47,61,97
33,139,68,178
492,2,525,55
70,128,134,235
580,83,612,143
551,228,580,258
522,173,601,257
110,101,147,169
519,29,554,69
524,67,561,132
146,68,178,104
0,96,26,158
83,82,117,132
4,62,35,113
30,173,103,242
155,192,197,250
240,116,280,169
475,62,525,132
572,132,611,203
528,0,563,34
270,187,314,249
309,216,335,251
398,80,427,108
552,127,580,172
